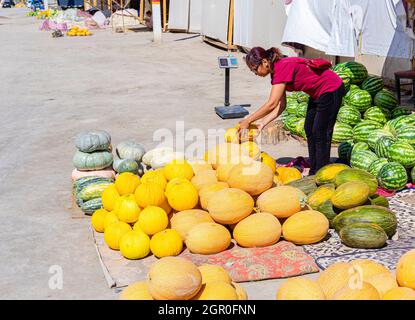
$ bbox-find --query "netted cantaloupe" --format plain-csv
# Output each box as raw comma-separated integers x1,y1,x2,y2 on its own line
193,281,238,300
227,161,273,196
382,287,415,300
276,278,326,300
317,262,353,299
185,222,231,254
205,143,250,169
282,210,329,245
366,272,398,297
396,249,415,289
170,209,214,240
119,281,153,300
256,186,306,218
350,259,390,282
190,170,218,191
198,265,232,284
233,213,281,247
207,188,254,224
332,282,380,300
147,257,202,300
199,182,229,210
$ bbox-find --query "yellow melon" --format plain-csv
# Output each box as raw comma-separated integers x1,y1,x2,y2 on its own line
240,141,261,160
260,152,276,174
119,231,151,259
275,167,302,185
159,198,172,215
170,209,214,240
205,143,249,169
235,123,259,142
165,177,192,196
233,213,281,247
140,169,167,189
350,259,390,282
232,282,248,300
185,222,231,254
207,188,254,224
104,211,119,230
317,262,353,299
396,249,415,289
282,210,329,245
199,182,229,210
150,229,183,258
382,287,415,300
148,257,202,300
167,180,199,211
332,282,380,300
138,206,169,236
115,172,140,195
187,159,213,175
224,127,240,143
101,184,120,211
227,161,273,196
366,272,398,298
114,194,141,224
216,163,235,182
91,208,109,233
104,221,132,250
256,186,306,218
119,281,153,300
190,170,218,191
276,278,326,300
193,281,238,300
163,159,194,181
198,264,232,284
134,182,165,208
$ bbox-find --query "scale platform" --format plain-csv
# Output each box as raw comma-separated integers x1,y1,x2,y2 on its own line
215,104,250,119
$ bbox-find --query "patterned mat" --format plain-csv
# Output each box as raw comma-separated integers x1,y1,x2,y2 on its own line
303,189,415,270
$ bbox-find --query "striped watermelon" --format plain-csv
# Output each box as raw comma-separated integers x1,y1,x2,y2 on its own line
352,120,383,143
335,71,352,92
343,84,361,104
337,106,362,127
367,129,394,150
383,120,397,137
394,116,415,131
387,141,415,168
332,62,347,73
377,162,408,191
283,115,300,131
332,122,353,143
295,118,306,138
412,166,415,183
293,91,310,103
368,158,389,177
350,150,378,170
286,100,299,115
347,142,369,164
296,102,308,118
396,126,415,147
375,136,396,158
338,141,354,161
349,89,372,112
361,76,384,96
391,106,412,119
364,107,388,125
374,89,398,111
279,110,290,122
342,61,369,84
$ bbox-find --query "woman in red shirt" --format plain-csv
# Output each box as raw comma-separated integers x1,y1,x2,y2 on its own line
239,47,345,174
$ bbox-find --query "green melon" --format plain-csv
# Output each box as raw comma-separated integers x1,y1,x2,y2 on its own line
339,222,388,249
332,122,353,143
366,129,394,150
337,106,362,127
338,141,354,161
391,106,412,118
374,89,398,111
361,76,384,96
335,168,378,195
364,107,388,125
387,141,415,168
377,162,408,191
350,150,378,170
396,126,415,147
342,61,369,84
368,158,389,177
296,102,308,118
375,135,396,158
349,89,372,112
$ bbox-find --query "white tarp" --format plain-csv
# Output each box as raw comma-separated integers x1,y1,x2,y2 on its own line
233,0,296,56
168,0,190,30
201,0,230,44
189,0,202,33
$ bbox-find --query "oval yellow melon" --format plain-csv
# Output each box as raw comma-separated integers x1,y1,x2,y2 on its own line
104,221,132,250
317,262,353,299
224,127,240,143
260,152,276,174
207,188,254,224
235,123,259,142
185,222,232,254
307,184,335,209
114,194,141,224
140,169,167,189
350,259,390,282
147,257,202,300
165,178,192,196
366,272,398,297
91,208,109,233
119,281,153,300
198,264,232,284
256,186,306,218
216,163,236,182
332,282,380,300
199,182,229,210
104,211,119,230
232,282,248,300
276,278,326,300
205,143,249,169
275,167,302,185
396,249,415,289
187,159,213,175
159,198,172,215
163,159,194,181
241,141,261,160
193,281,238,300
331,181,370,210
170,209,214,240
102,184,120,211
233,213,281,247
138,206,169,236
115,172,140,195
134,182,166,208
227,161,273,196
190,170,218,191
150,229,183,258
382,287,415,300
167,180,199,211
120,231,151,260
282,210,329,245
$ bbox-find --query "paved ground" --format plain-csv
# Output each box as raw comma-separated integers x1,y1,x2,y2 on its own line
0,8,325,300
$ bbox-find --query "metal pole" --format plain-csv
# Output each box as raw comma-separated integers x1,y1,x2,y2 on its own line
225,68,230,106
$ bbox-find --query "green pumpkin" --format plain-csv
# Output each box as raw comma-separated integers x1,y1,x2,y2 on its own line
116,140,146,162
73,150,113,171
75,130,111,153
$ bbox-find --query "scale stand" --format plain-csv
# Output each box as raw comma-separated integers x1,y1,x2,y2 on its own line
214,55,251,119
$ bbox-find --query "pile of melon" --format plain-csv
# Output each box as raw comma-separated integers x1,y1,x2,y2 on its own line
119,257,247,300
276,250,415,300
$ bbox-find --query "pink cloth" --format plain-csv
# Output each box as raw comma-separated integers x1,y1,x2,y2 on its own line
272,57,343,100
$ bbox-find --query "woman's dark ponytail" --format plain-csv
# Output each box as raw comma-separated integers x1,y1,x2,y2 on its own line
245,47,283,69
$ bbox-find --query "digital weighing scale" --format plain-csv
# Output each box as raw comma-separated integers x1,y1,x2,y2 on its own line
214,55,251,119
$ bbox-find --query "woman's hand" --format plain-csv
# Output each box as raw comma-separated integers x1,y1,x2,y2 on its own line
237,118,251,139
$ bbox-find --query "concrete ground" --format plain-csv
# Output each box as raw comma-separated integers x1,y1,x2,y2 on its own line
0,8,325,300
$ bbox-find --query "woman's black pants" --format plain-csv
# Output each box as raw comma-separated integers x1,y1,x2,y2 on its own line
305,84,346,175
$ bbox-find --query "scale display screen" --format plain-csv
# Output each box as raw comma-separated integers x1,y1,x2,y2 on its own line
218,56,238,69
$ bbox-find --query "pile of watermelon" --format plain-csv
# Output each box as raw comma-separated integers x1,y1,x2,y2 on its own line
280,61,415,192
